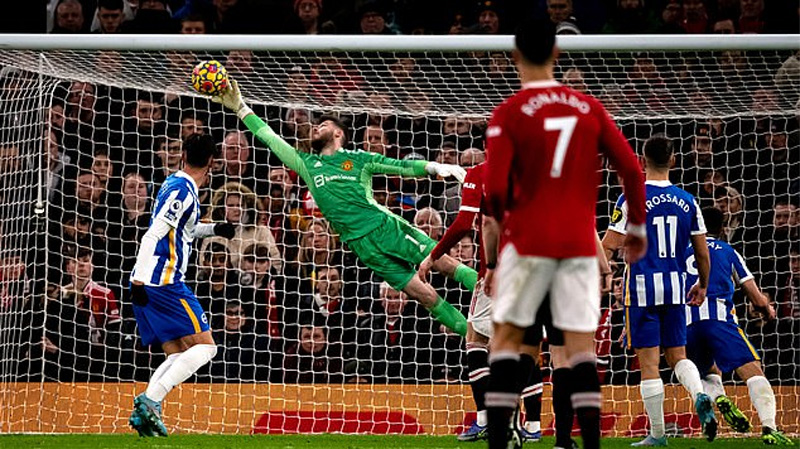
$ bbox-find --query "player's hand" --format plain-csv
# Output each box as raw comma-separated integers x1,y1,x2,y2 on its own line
483,268,495,296
214,222,237,239
622,234,647,264
755,295,777,321
130,283,149,306
212,78,247,114
426,162,467,183
600,271,613,295
687,282,707,306
417,255,434,281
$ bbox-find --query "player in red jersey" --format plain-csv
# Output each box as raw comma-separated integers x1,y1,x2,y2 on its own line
482,19,647,449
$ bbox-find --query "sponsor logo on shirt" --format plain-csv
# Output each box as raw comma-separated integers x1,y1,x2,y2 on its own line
486,126,502,137
611,208,622,224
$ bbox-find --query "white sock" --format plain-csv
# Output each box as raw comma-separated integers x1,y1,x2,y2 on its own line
674,359,704,401
476,409,488,426
641,378,666,439
145,344,217,402
747,376,777,430
524,421,541,433
702,374,726,401
145,352,181,399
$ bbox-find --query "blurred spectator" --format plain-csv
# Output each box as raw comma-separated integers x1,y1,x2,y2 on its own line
94,0,126,33
0,252,31,312
282,321,344,383
414,207,443,241
120,0,177,33
239,243,281,339
739,0,765,33
211,130,269,196
712,17,736,33
562,67,589,93
281,107,314,153
460,148,484,167
681,0,709,33
195,240,243,323
309,56,365,106
713,185,744,243
777,245,800,318
180,13,208,34
225,50,255,76
658,0,684,33
293,0,324,34
357,0,394,34
45,130,69,204
209,301,270,381
120,92,164,177
361,124,396,157
603,0,659,34
776,51,800,107
154,134,182,183
284,217,341,296
203,182,282,272
285,66,314,103
547,0,581,34
472,0,502,34
52,0,87,33
449,234,476,268
90,147,113,191
355,283,433,383
179,110,207,139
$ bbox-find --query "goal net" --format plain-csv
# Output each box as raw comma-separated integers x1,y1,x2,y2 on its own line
0,35,797,437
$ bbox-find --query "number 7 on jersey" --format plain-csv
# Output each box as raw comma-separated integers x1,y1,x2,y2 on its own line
544,116,578,178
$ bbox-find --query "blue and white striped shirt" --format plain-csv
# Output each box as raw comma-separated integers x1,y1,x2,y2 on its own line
685,237,753,325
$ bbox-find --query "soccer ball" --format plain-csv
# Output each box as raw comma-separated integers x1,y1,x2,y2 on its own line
191,60,229,96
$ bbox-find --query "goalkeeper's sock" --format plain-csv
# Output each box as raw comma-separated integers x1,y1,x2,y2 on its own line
552,367,575,448
453,263,478,292
519,353,543,427
570,353,601,449
145,344,217,402
486,350,520,449
747,376,777,430
467,343,490,423
427,297,467,336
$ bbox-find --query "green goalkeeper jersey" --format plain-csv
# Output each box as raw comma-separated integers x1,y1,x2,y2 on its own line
243,114,429,242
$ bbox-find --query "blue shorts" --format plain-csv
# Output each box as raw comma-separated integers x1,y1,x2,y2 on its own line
687,320,760,375
132,282,210,346
625,304,686,349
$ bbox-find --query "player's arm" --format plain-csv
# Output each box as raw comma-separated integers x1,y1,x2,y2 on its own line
481,215,500,296
601,194,628,261
596,231,614,294
363,152,466,183
687,200,709,306
732,249,776,320
212,79,311,181
484,104,513,221
594,99,647,262
417,208,477,280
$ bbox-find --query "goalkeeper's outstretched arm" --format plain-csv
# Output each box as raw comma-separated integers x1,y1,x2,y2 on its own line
363,152,467,183
212,80,310,180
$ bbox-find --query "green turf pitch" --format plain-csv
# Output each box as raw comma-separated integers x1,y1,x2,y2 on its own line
0,434,789,449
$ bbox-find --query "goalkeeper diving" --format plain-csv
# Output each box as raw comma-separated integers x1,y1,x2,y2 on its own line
212,79,477,336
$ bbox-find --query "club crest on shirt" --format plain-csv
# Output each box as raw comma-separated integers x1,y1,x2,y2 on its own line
611,208,622,224
341,160,353,171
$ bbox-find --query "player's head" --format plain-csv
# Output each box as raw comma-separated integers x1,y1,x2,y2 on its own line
311,114,349,154
642,134,675,171
701,207,725,237
182,133,218,169
513,18,558,68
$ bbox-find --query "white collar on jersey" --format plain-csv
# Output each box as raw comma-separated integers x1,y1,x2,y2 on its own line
175,170,199,192
522,80,561,89
645,180,672,187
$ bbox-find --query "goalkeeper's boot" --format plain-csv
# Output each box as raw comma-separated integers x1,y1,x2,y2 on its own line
715,395,752,433
129,408,156,437
133,393,168,437
762,428,795,445
695,392,718,442
630,435,668,447
457,419,487,441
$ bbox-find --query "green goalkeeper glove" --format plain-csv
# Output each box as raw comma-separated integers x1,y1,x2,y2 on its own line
212,78,253,119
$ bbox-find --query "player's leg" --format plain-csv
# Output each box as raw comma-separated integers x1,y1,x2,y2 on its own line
402,276,466,336
460,323,491,441
551,257,601,449
487,250,554,449
518,341,542,442
550,343,577,449
627,304,667,447
662,305,716,441
735,362,793,445
430,253,478,291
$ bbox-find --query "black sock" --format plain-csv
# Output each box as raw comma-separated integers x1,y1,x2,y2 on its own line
520,356,543,427
570,358,601,449
467,345,490,416
552,367,574,448
486,352,520,449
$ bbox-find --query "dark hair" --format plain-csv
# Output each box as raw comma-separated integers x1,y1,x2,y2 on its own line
318,114,350,145
701,207,724,236
98,0,124,10
514,18,557,65
643,134,673,168
183,133,217,168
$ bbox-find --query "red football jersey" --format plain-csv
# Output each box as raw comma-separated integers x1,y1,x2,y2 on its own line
429,163,488,277
78,280,121,343
485,80,645,258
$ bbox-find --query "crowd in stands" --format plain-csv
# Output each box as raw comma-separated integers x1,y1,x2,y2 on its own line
0,0,795,387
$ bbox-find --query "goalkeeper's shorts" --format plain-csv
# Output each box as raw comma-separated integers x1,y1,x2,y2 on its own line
346,214,436,290
132,282,210,346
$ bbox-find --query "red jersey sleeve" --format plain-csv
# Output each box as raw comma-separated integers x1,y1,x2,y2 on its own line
593,98,646,228
429,166,482,260
104,289,121,325
484,101,515,221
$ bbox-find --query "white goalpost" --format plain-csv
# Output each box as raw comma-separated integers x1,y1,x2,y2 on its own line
0,33,797,437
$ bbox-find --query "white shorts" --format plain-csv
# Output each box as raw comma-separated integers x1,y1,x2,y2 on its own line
468,280,493,338
492,244,600,333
